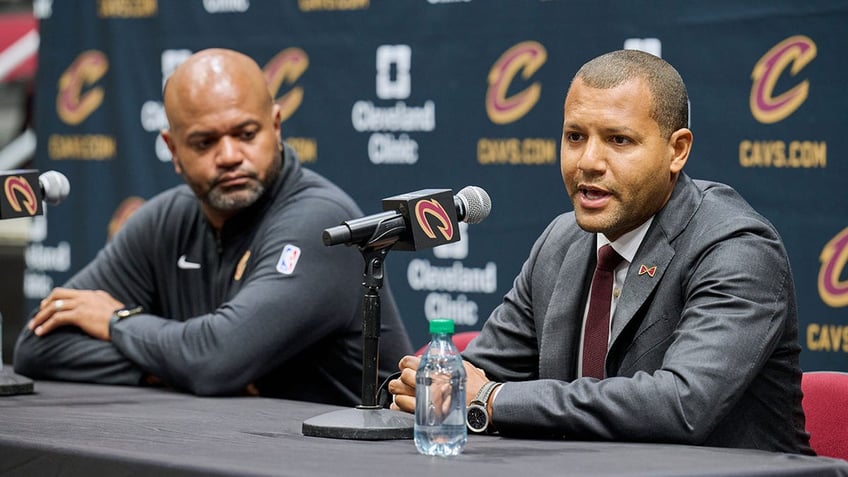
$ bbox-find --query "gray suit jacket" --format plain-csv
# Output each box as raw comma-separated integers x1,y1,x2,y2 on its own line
464,173,812,454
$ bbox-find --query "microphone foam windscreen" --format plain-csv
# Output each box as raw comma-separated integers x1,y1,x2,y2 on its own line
39,170,71,205
457,186,491,224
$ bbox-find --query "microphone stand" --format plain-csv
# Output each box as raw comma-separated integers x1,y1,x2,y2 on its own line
0,170,65,396
302,232,414,440
0,313,34,396
0,366,33,396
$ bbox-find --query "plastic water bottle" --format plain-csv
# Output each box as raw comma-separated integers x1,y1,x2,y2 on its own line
414,318,467,456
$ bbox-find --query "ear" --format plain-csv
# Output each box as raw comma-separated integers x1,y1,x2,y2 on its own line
668,128,692,174
272,103,283,151
161,129,182,174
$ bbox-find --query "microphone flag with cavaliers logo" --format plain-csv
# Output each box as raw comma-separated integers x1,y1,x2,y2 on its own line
0,169,44,219
381,189,459,251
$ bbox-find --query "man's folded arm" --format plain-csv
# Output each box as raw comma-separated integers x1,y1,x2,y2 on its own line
14,326,145,385
109,206,366,396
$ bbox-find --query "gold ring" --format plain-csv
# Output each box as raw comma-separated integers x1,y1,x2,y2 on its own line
54,299,64,311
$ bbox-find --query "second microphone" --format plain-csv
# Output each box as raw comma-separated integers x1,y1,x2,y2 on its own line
323,186,491,251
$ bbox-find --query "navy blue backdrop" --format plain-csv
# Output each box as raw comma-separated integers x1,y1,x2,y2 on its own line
25,0,848,370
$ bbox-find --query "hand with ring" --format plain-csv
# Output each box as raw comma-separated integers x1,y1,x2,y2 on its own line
30,287,125,341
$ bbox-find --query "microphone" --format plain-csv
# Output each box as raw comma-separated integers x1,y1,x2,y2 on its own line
38,170,70,206
323,185,491,250
453,185,491,224
0,169,70,220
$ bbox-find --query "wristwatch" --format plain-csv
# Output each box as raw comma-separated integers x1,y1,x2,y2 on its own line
110,305,144,327
466,381,500,433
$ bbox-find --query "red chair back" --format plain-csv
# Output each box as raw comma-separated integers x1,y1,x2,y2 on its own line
801,371,848,460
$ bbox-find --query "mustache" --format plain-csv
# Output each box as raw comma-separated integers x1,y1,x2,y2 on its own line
210,169,259,188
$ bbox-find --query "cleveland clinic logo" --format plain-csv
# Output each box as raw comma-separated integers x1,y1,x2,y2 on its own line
350,44,436,165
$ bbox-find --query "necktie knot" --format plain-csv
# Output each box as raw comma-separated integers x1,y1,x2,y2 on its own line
597,244,624,272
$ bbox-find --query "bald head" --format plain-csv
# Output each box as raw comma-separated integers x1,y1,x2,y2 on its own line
159,48,283,229
163,48,274,134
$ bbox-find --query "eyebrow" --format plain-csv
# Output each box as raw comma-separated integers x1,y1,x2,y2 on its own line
602,126,640,136
563,122,639,136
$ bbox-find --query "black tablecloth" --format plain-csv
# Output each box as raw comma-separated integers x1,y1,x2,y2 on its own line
0,381,846,477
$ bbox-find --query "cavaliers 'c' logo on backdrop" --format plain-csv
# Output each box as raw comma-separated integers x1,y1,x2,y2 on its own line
750,35,817,124
486,41,547,125
415,199,454,241
57,50,109,126
819,227,848,308
264,48,309,123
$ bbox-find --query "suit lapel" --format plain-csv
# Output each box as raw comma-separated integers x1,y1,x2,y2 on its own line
609,173,701,352
609,232,674,347
539,233,595,381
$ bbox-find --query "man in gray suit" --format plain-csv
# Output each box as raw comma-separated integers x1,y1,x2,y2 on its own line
389,49,812,455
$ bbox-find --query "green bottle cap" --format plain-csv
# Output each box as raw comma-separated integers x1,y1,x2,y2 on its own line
429,319,455,334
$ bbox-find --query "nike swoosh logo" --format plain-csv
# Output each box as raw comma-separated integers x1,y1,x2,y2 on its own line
177,255,201,270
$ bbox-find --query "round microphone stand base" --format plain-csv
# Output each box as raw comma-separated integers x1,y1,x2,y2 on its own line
302,406,413,440
302,243,414,440
0,368,34,396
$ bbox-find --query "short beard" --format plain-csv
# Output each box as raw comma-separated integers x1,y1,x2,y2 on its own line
207,180,266,211
205,153,281,212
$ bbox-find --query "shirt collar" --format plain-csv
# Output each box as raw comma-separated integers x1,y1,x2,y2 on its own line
596,217,653,264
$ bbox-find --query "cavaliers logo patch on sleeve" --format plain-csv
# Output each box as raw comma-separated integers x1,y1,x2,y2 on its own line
276,244,301,275
234,250,250,281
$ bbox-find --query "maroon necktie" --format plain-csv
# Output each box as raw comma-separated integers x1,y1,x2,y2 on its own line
582,244,625,379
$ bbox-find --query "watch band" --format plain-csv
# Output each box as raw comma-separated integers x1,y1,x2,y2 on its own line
114,305,144,319
474,380,500,407
466,380,501,433
110,305,144,329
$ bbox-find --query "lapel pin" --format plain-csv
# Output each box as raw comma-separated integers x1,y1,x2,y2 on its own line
638,264,657,277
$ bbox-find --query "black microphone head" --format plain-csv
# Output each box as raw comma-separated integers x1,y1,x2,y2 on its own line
39,170,70,205
456,186,491,224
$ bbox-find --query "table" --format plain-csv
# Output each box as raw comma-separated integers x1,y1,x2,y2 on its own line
0,381,846,476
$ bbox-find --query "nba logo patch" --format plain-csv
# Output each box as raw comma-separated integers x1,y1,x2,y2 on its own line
276,244,301,275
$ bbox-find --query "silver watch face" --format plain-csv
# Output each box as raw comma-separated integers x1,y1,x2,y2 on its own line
466,403,488,433
116,305,143,318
